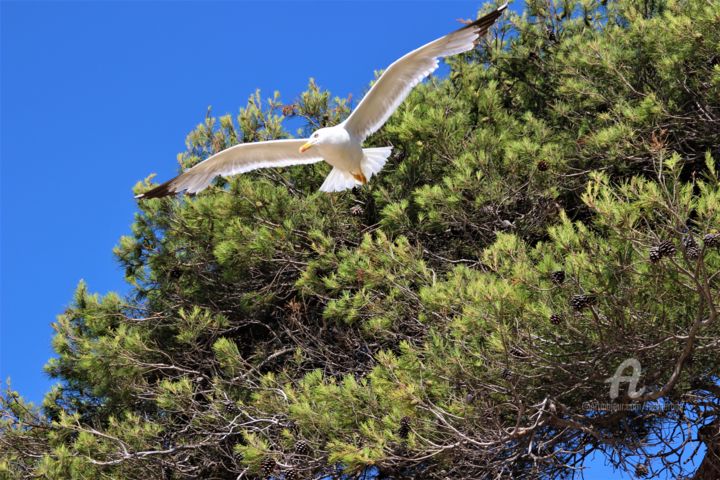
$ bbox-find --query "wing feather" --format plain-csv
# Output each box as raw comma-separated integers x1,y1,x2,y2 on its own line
343,3,507,140
136,138,322,198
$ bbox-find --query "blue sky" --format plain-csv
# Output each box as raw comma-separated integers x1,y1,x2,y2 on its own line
0,1,670,478
2,0,478,404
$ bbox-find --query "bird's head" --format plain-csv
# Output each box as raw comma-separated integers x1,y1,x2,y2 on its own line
299,128,329,153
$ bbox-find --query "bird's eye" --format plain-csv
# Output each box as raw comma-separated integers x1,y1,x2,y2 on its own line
313,133,319,138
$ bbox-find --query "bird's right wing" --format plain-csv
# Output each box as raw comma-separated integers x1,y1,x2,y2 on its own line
136,138,323,198
342,3,507,141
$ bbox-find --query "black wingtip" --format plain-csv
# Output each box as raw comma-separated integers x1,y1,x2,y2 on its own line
461,2,508,31
135,177,179,200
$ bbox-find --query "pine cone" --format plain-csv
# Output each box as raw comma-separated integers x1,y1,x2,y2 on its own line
703,233,719,248
285,468,300,480
550,313,562,325
650,240,676,263
550,270,565,285
537,160,549,171
657,240,676,257
546,25,557,42
634,463,649,477
294,440,311,456
398,416,411,439
683,235,700,260
261,457,275,476
682,235,697,249
393,441,409,457
570,294,596,311
649,246,662,264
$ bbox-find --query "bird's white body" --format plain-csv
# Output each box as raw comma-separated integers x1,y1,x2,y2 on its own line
136,3,508,199
312,126,362,173
303,125,393,192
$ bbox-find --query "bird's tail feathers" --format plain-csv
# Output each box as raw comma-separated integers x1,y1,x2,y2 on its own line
319,168,361,192
317,146,393,192
361,146,393,180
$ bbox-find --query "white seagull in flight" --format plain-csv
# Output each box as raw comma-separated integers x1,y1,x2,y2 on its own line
137,3,508,199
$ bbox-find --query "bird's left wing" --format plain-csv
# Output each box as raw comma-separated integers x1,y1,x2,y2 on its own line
342,3,507,141
136,138,323,198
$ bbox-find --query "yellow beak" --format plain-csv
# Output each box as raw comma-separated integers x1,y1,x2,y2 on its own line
299,141,313,153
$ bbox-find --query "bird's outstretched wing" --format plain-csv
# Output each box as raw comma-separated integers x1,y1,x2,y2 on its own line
135,139,323,198
342,3,508,141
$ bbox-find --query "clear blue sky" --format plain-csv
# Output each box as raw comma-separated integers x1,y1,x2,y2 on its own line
0,1,664,478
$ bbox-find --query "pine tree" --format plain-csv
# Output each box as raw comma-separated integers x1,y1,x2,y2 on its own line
2,1,719,479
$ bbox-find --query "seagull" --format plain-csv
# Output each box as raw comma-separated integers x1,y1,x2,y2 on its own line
136,3,508,199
